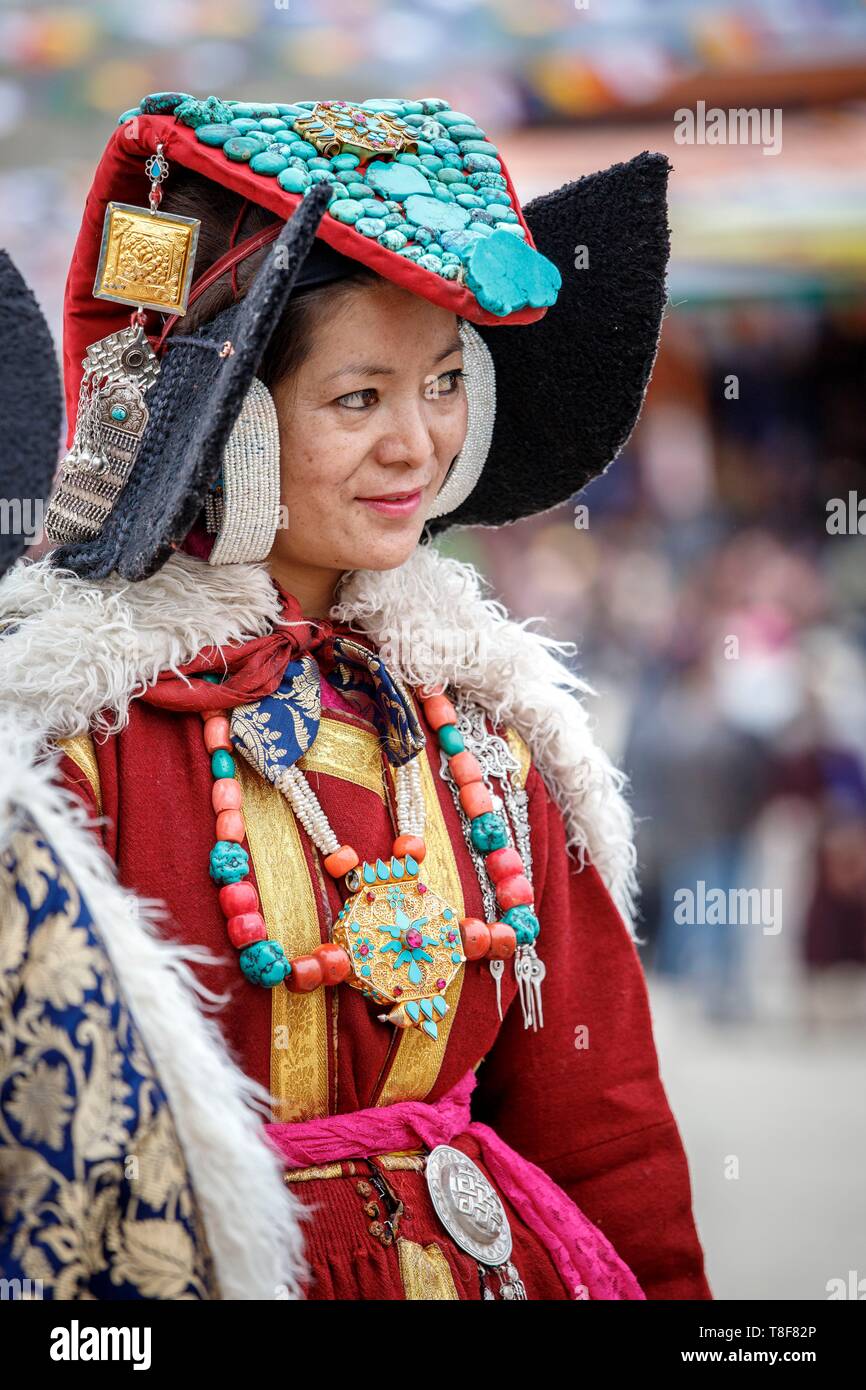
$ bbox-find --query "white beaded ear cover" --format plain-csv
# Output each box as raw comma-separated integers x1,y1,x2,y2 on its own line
207,376,281,565
427,318,496,521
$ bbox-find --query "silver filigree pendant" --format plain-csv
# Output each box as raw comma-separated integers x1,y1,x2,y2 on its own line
44,325,160,545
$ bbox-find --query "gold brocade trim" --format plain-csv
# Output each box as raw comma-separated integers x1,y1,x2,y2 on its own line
298,717,387,801
57,733,103,814
375,749,466,1106
235,759,330,1123
397,1237,461,1300
505,726,532,789
282,1150,427,1182
284,1163,344,1183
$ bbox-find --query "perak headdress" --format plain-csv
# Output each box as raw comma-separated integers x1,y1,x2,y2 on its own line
42,93,670,580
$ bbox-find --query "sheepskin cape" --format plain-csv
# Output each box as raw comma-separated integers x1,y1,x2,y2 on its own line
0,540,638,1299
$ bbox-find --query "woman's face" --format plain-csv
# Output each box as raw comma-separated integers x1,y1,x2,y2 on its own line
267,277,467,606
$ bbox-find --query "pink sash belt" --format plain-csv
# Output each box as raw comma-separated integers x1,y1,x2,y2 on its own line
265,1067,644,1300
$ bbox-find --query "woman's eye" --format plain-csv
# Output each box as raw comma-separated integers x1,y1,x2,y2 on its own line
337,388,378,410
435,368,463,395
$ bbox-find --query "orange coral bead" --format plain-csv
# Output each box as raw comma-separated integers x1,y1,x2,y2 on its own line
285,954,324,993
487,922,517,960
211,778,242,813
314,943,351,985
392,834,427,862
203,715,232,754
226,912,267,948
497,873,534,911
323,845,360,878
423,694,457,731
216,809,245,843
459,781,493,818
459,917,491,961
449,750,483,786
485,847,525,883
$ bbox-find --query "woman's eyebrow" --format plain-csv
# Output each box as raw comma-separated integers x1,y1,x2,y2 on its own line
323,336,463,383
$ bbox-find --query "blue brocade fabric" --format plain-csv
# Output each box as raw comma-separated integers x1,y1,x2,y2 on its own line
0,818,219,1299
230,636,425,786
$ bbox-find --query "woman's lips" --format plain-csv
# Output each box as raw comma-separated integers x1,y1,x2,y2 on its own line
356,488,423,517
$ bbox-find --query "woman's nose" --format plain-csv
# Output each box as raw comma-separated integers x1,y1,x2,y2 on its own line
374,400,437,470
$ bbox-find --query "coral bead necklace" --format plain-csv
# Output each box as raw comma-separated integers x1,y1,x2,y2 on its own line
203,684,542,1040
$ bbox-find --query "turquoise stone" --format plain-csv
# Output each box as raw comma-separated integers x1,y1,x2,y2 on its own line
376,858,390,880
463,153,502,174
259,117,288,133
481,187,511,205
391,857,405,878
277,167,310,193
448,124,486,142
379,229,408,250
329,198,363,223
289,139,317,159
239,940,290,988
308,156,331,169
110,406,128,422
230,101,281,119
355,217,386,238
331,152,360,171
230,118,262,134
418,156,443,174
250,150,289,176
485,202,516,221
442,154,464,169
439,226,493,260
468,171,507,189
405,855,419,877
139,91,193,114
450,953,461,965
459,139,498,157
415,140,435,156
360,197,388,217
438,262,460,280
195,124,236,147
495,223,526,239
403,194,470,232
365,159,432,201
395,152,423,167
223,136,266,162
438,724,464,755
465,228,561,317
363,862,376,884
406,1000,420,1022
362,99,406,113
117,108,140,125
503,905,541,945
211,750,235,779
470,812,509,853
432,186,455,203
209,840,250,885
431,138,460,157
455,194,484,209
412,226,433,246
309,169,338,183
382,213,405,229
418,254,442,272
345,182,368,199
439,110,474,126
437,168,464,184
422,1020,438,1039
420,998,433,1019
432,996,448,1016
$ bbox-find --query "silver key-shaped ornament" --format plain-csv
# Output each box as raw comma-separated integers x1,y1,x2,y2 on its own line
489,957,505,1021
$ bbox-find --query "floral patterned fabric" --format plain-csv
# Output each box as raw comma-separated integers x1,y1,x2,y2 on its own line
0,817,219,1299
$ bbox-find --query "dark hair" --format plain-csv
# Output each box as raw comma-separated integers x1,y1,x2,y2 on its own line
159,168,382,391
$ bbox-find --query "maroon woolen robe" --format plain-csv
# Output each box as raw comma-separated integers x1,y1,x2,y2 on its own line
57,632,712,1301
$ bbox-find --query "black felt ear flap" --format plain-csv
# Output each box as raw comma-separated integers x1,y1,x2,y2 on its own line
428,152,671,534
0,251,62,577
54,179,334,583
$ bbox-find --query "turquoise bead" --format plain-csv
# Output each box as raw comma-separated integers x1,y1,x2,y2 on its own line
223,136,266,162
239,940,290,988
345,182,368,199
379,229,408,250
289,139,317,159
468,171,507,189
331,152,360,171
230,118,262,134
463,153,502,174
487,203,517,222
503,905,541,945
382,213,405,229
455,194,484,209
360,198,388,217
442,154,464,169
448,124,486,142
229,101,281,119
307,156,331,169
395,152,423,167
209,840,250,885
195,123,235,147
355,217,386,238
250,150,289,176
110,405,128,422
415,140,435,156
459,139,498,157
439,110,475,126
496,223,526,239
417,253,442,272
431,138,460,157
437,262,460,280
438,724,464,756
259,117,288,133
117,108,140,125
437,168,464,185
277,167,310,193
470,813,509,853
211,750,235,779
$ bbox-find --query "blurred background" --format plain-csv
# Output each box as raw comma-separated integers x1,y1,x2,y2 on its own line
1,0,864,1301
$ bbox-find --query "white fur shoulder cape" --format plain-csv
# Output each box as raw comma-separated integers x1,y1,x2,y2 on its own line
0,542,638,1300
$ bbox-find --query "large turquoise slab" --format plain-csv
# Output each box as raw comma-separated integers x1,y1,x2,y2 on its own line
403,194,470,233
365,159,432,200
464,230,562,317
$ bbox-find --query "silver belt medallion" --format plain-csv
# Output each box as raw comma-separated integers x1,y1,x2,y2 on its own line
425,1144,527,1299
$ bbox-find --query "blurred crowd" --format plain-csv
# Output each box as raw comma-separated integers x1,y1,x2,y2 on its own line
467,301,866,1029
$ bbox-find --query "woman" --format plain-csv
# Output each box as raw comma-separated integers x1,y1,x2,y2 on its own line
1,92,710,1300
